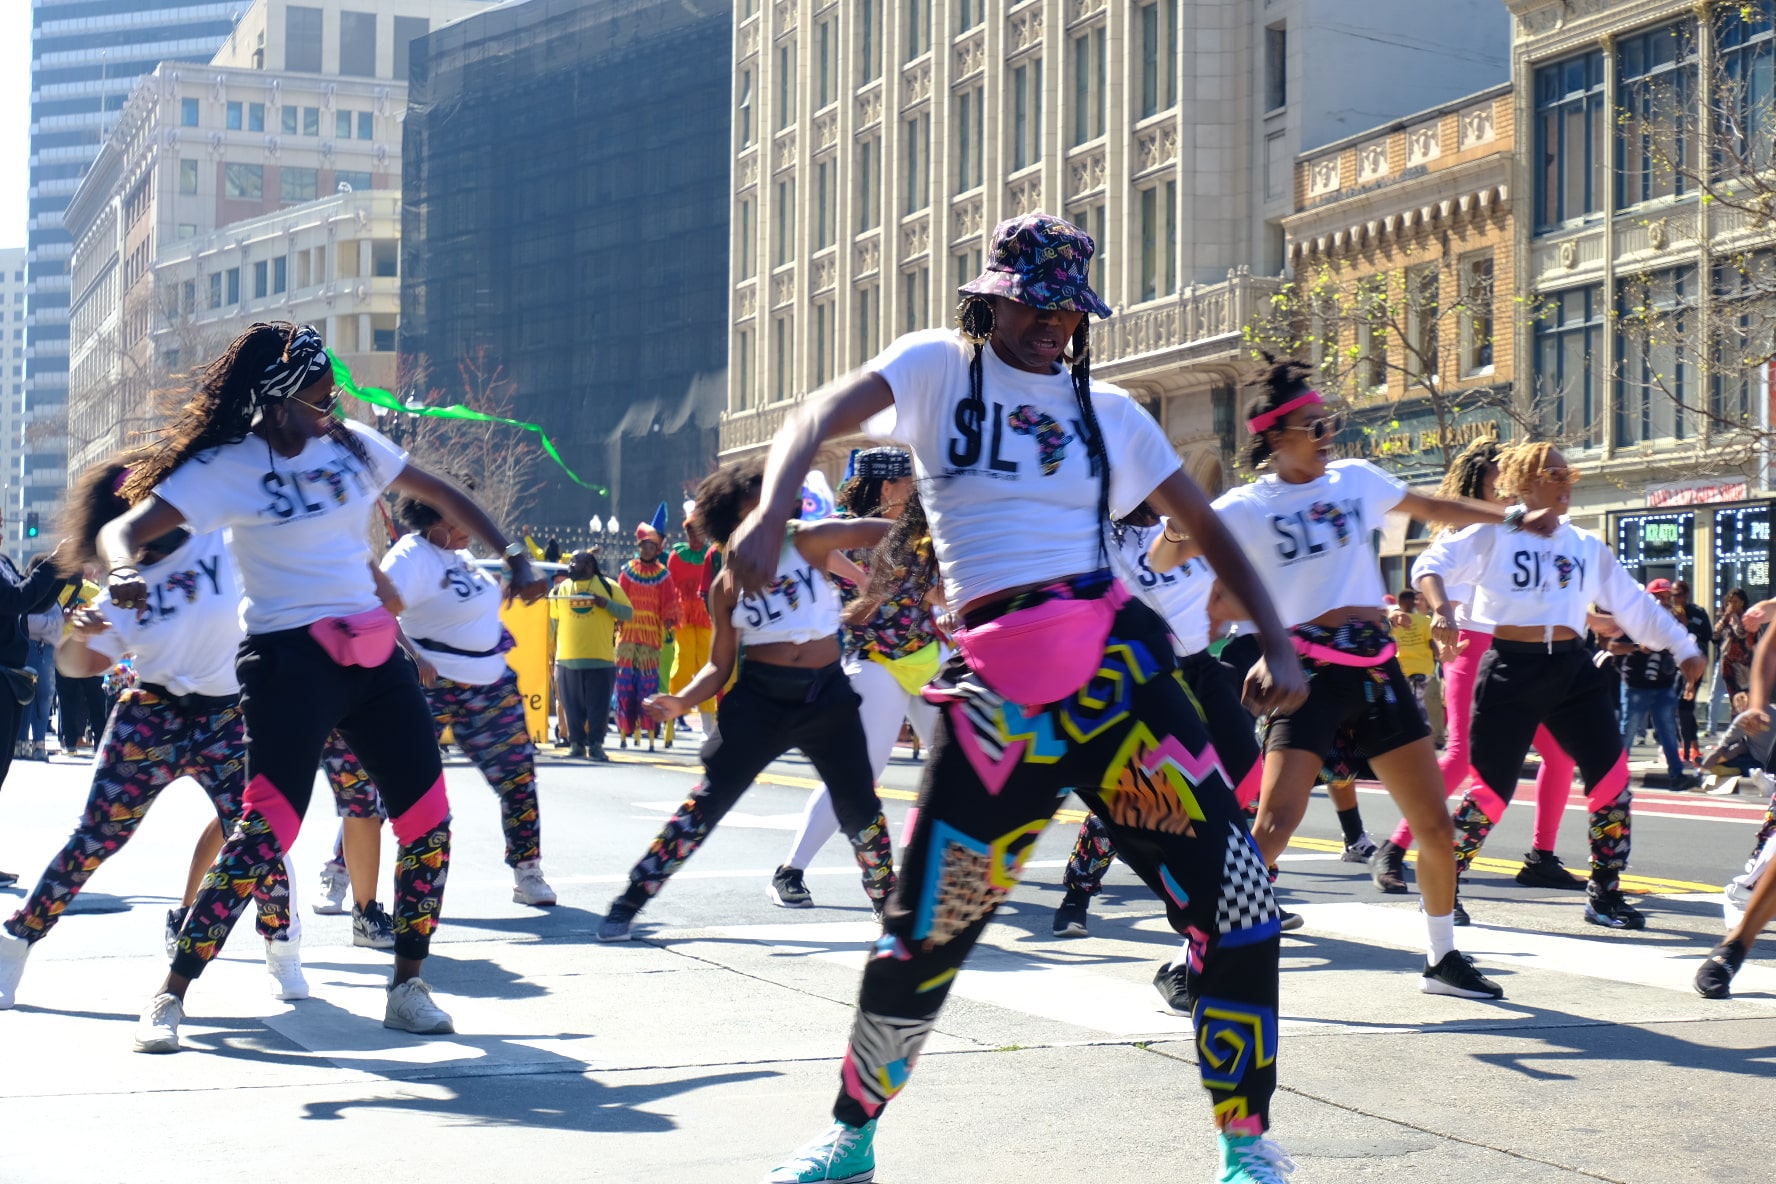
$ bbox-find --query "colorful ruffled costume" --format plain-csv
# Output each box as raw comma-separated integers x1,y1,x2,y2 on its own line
616,520,680,742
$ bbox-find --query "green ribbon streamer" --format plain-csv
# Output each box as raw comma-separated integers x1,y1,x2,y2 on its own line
329,356,609,496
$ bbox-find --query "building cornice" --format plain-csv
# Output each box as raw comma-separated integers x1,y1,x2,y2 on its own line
1285,152,1512,263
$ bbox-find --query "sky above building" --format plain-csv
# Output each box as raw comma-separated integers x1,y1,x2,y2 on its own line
1,1,27,251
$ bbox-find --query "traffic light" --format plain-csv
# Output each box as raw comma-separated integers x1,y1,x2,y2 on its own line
24,512,38,539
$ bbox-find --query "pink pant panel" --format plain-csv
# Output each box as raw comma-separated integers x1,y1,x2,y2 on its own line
241,774,302,852
389,774,450,845
1585,755,1631,812
1234,760,1264,811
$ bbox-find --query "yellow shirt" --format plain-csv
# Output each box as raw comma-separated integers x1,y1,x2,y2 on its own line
549,578,632,667
1393,612,1437,679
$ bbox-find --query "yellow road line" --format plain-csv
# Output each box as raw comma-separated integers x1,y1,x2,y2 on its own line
606,753,1724,894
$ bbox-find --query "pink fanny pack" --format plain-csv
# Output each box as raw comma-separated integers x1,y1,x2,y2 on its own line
955,582,1128,707
308,607,399,668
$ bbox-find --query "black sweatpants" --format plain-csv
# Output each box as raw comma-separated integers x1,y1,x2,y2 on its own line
559,664,615,749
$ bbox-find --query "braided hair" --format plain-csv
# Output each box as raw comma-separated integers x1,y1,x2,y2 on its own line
836,474,887,520
1243,351,1316,470
1429,437,1502,535
956,296,1110,566
120,321,364,504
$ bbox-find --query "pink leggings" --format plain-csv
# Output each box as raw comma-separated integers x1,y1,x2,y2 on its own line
1391,629,1572,852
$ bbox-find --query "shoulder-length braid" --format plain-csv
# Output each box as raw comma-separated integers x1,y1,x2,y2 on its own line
1067,316,1111,567
119,322,362,504
849,487,936,624
836,474,886,519
1495,441,1558,502
1428,437,1502,536
59,454,143,574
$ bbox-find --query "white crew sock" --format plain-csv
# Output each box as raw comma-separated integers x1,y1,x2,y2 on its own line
1424,910,1457,964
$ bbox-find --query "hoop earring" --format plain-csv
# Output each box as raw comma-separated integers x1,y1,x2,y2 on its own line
956,295,994,345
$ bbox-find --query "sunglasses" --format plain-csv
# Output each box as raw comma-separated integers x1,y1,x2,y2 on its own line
1281,414,1342,442
292,389,339,415
1540,467,1580,485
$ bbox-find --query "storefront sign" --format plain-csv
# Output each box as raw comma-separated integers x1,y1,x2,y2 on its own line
1647,478,1750,508
1330,398,1510,482
1715,502,1772,605
1614,510,1695,589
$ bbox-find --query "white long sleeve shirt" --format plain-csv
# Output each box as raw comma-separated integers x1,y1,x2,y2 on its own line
1412,520,1701,662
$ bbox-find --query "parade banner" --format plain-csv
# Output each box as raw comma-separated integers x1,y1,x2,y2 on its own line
501,594,554,745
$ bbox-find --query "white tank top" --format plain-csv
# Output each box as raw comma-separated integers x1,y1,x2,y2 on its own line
733,531,841,646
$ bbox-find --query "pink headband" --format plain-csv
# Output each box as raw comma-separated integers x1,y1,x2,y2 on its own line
1247,390,1324,435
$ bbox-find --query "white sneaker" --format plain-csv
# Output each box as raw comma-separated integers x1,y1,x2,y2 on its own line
384,977,454,1034
512,859,558,907
313,861,349,915
133,992,184,1053
265,937,310,1001
0,929,29,1009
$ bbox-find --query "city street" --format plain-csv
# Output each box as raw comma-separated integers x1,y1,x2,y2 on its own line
0,736,1769,1183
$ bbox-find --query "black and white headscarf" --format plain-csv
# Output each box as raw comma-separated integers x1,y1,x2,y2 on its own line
252,324,331,405
853,447,913,481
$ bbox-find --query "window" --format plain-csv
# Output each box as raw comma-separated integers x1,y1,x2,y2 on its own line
336,111,353,139
1406,264,1440,382
272,256,287,294
739,69,754,147
393,16,428,82
1076,201,1107,296
777,43,796,130
339,11,378,78
958,0,983,31
335,170,371,193
815,161,834,249
280,167,318,202
951,247,983,306
178,158,198,195
253,260,269,299
1534,50,1607,230
1718,7,1776,175
281,105,298,135
856,137,881,231
303,107,320,136
1138,182,1177,302
1617,23,1697,208
1357,279,1388,393
775,177,796,266
224,163,264,199
1712,253,1776,423
178,223,197,239
181,98,199,127
371,315,397,351
1615,266,1696,445
286,6,323,74
772,314,794,401
906,0,932,61
1533,283,1605,446
181,280,195,315
226,101,243,130
735,329,753,411
335,316,360,352
956,87,984,192
902,266,930,332
816,20,835,108
856,284,880,363
338,241,361,279
249,102,265,132
1139,0,1179,118
859,0,882,84
1460,255,1495,375
1265,24,1287,111
369,240,397,278
738,198,756,278
1011,59,1044,170
1072,26,1107,145
297,251,311,289
358,111,374,141
814,301,833,384
226,268,241,305
208,273,222,309
904,113,931,214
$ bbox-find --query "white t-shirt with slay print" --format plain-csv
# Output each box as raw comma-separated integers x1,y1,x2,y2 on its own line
381,533,509,686
155,419,407,635
1210,459,1408,629
85,529,243,697
865,328,1182,610
1112,518,1213,656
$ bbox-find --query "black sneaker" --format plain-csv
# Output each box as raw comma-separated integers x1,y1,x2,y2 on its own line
770,865,814,908
1421,949,1505,999
352,901,396,949
1370,840,1409,895
1695,940,1747,999
1515,848,1586,890
1278,910,1304,932
1152,960,1195,1015
568,745,587,760
1451,891,1470,927
587,748,611,763
1052,888,1091,937
597,900,640,942
1584,880,1646,930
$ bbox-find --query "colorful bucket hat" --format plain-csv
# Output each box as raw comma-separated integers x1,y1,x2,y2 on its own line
958,213,1113,319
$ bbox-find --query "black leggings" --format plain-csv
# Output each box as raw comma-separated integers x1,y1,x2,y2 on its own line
170,628,450,975
1456,640,1631,880
1677,692,1700,751
559,665,615,749
614,660,893,908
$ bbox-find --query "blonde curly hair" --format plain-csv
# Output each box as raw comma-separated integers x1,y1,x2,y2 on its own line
1495,441,1561,501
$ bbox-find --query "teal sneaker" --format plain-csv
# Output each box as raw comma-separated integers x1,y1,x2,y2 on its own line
1218,1133,1297,1184
760,1119,876,1183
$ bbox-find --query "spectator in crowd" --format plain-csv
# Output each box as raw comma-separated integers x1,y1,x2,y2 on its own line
14,557,61,761
1391,589,1445,745
1615,579,1700,790
1716,588,1755,730
549,549,631,761
0,534,78,885
1671,579,1712,762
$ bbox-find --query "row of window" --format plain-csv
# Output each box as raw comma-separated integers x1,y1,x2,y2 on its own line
1313,257,1496,400
181,241,399,315
1534,6,1775,230
203,161,373,202
282,6,429,81
738,0,1182,154
182,97,376,141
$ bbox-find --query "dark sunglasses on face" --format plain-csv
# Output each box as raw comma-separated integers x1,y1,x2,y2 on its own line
292,389,339,415
1281,414,1342,442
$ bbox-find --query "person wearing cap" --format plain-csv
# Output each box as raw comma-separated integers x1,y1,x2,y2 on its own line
728,213,1308,1184
615,519,680,751
1614,577,1699,791
666,503,718,739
